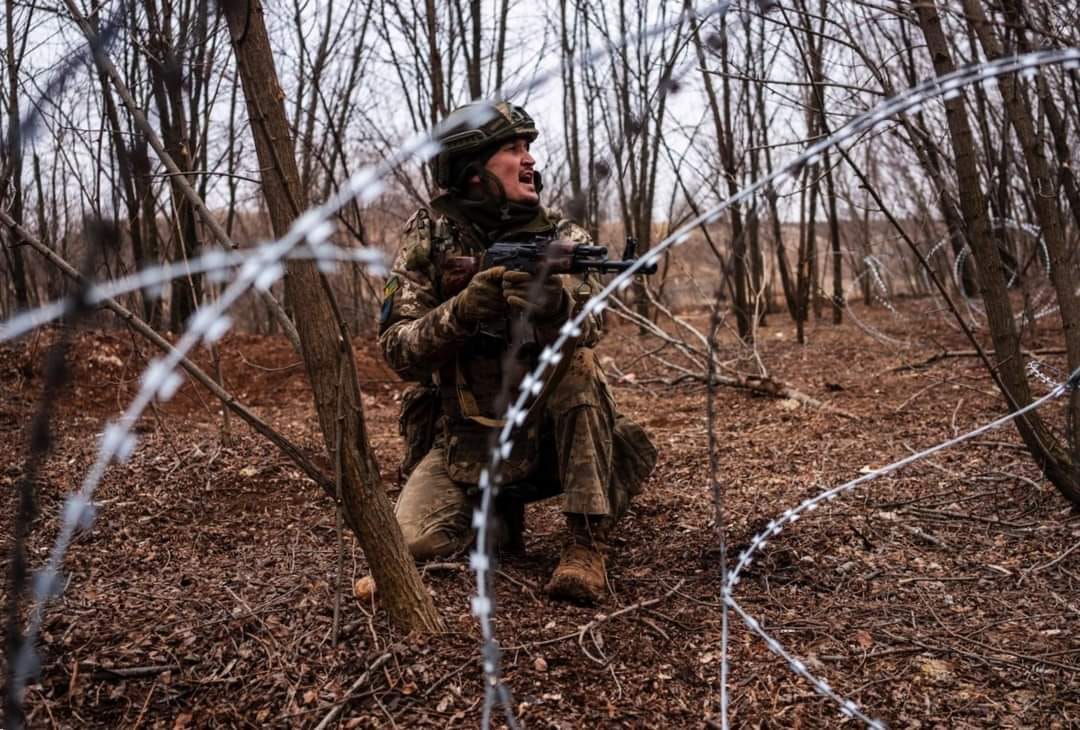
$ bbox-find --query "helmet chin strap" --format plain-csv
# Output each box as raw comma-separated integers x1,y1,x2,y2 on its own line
455,163,523,220
481,170,513,220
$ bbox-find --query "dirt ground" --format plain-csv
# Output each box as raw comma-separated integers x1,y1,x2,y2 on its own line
2,299,1079,729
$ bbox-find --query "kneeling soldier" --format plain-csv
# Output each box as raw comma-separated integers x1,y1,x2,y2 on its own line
379,100,657,603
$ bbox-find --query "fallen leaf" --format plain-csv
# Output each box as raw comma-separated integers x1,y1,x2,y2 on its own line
353,575,377,601
917,658,953,682
854,630,873,649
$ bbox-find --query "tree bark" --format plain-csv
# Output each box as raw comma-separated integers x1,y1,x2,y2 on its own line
219,0,442,631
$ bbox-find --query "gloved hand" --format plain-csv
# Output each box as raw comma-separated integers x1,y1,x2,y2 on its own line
453,265,507,325
502,270,569,322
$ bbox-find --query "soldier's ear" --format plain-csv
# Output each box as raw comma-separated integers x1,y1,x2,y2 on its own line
533,170,543,194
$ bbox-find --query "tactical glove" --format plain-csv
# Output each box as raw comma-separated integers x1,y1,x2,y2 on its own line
502,270,570,322
453,265,508,325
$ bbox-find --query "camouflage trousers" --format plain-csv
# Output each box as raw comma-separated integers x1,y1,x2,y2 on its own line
394,348,656,561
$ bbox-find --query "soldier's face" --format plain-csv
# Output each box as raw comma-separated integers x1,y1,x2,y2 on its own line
481,138,539,205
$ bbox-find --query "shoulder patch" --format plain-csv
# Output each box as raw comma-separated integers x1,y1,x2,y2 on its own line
383,275,400,300
380,275,400,324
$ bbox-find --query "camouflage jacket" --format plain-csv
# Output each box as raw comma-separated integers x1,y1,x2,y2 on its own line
378,202,604,483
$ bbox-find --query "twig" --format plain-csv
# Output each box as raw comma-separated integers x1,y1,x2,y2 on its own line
421,656,475,699
900,523,946,548
236,350,303,373
507,579,687,654
332,347,347,645
312,652,393,730
1025,538,1080,576
91,664,178,680
224,585,282,650
904,507,1034,529
893,378,953,413
892,348,1067,372
711,371,858,420
950,397,964,436
419,562,541,600
921,604,1080,673
130,677,156,730
0,210,335,497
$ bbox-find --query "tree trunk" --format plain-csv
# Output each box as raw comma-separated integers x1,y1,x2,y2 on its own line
3,0,31,310
962,0,1080,465
914,0,1080,505
825,148,843,324
219,0,442,631
688,5,749,340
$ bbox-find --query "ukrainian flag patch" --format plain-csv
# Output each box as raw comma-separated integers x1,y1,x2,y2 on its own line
380,276,400,324
383,275,400,300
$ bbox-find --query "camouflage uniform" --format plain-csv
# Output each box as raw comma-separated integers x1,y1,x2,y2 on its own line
379,201,657,561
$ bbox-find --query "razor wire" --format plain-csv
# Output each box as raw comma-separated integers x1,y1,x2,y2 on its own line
830,269,909,348
0,242,383,343
907,226,1059,332
1027,359,1066,390
2,6,1078,728
938,219,1054,315
3,184,394,717
838,220,1058,348
721,364,1080,729
1,1,741,724
471,48,1080,729
3,104,439,719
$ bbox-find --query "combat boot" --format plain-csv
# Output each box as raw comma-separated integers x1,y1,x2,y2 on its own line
544,514,608,603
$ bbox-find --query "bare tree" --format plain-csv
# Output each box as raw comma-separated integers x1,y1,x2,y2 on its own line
1,0,34,311
914,0,1080,505
220,0,442,631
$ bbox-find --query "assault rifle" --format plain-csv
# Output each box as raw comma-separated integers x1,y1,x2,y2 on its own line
442,236,657,296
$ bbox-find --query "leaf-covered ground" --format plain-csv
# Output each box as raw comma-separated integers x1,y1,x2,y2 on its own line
2,300,1079,728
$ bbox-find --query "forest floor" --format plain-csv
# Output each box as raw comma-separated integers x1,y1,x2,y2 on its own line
2,298,1079,729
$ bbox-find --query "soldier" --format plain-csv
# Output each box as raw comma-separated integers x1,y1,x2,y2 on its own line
378,100,657,604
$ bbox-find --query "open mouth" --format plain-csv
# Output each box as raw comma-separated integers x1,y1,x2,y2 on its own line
518,170,534,185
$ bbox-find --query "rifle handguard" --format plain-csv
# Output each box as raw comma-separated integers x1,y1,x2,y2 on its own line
481,237,658,276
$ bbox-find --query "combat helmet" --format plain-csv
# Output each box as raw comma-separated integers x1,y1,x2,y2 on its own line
431,100,538,191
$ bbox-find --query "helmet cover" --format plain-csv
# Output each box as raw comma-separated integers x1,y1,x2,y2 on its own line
431,100,539,190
